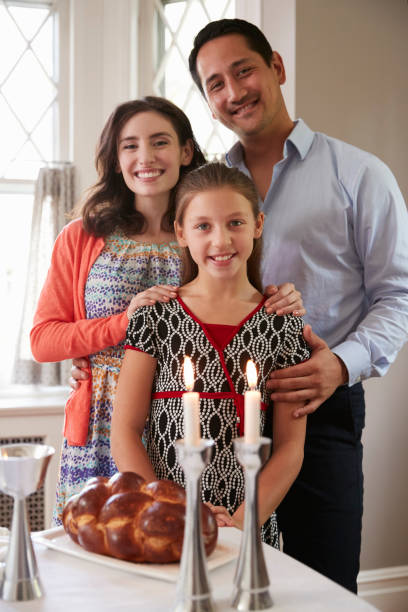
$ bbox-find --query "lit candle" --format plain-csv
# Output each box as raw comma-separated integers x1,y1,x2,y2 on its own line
244,360,261,443
183,356,200,446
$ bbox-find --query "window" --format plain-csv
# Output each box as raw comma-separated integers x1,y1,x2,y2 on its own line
152,0,237,159
0,0,57,180
0,0,60,386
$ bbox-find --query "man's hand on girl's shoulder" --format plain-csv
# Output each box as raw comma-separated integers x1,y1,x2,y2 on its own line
264,283,305,316
267,325,349,417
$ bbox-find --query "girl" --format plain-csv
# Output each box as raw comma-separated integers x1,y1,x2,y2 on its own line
30,97,206,523
112,163,310,547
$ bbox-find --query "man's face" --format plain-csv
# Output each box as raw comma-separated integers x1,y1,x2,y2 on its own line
196,33,286,141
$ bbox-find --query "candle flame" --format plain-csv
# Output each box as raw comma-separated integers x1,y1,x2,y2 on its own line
246,360,258,390
183,356,194,391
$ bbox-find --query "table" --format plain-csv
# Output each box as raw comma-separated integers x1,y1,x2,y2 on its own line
1,528,379,611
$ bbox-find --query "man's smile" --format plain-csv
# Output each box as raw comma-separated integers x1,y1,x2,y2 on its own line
230,98,259,116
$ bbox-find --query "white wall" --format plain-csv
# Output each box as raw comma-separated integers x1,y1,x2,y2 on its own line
262,0,408,573
69,0,135,197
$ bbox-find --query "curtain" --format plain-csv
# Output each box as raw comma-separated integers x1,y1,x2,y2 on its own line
12,164,75,385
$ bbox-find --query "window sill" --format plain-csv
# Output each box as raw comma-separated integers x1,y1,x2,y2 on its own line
0,385,68,416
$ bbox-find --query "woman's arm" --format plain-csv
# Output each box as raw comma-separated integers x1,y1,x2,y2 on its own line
30,222,129,363
111,348,157,482
232,402,306,528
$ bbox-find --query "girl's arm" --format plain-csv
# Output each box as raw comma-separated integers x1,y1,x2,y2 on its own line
232,402,306,528
111,348,157,482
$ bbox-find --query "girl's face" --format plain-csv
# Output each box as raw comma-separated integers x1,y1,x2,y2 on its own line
117,111,193,199
175,187,264,283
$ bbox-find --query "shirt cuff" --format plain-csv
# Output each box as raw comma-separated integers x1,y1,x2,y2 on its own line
332,340,372,387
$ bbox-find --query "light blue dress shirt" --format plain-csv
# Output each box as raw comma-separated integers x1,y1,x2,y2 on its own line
226,119,408,386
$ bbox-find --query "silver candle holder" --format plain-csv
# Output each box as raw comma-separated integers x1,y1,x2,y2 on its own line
232,437,273,611
174,438,216,612
0,443,55,602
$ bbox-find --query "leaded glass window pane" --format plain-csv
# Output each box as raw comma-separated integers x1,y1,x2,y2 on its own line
154,0,236,159
0,0,57,180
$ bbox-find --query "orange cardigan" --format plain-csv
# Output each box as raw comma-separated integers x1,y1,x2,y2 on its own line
30,219,129,446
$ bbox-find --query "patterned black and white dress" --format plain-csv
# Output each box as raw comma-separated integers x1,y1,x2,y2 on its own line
125,295,310,548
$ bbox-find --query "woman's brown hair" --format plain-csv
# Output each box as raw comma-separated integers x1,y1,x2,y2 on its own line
175,163,263,293
76,97,206,237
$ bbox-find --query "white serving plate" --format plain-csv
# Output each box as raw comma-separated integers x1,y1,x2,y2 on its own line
33,527,238,583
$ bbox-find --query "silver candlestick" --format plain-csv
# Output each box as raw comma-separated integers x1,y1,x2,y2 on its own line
0,443,55,602
232,437,273,610
174,438,216,612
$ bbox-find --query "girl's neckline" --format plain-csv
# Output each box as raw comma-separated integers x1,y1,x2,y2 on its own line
204,322,236,329
176,294,267,329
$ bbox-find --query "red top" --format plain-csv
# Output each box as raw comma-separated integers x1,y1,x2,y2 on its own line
202,323,236,351
141,297,269,436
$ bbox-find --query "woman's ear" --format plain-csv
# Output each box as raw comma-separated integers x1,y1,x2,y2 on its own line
254,212,264,238
180,139,194,167
174,220,188,246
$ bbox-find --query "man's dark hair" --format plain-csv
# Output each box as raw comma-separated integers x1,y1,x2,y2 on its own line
189,19,273,96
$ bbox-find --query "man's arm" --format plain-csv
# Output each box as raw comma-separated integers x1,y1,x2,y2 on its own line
268,158,408,415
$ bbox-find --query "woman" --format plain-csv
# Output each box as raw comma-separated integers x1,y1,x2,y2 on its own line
30,97,205,522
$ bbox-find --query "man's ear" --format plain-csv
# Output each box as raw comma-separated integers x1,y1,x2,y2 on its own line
181,139,194,166
254,212,264,238
271,51,286,86
174,221,188,246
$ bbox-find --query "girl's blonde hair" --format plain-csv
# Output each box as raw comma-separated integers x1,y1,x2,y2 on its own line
175,162,263,292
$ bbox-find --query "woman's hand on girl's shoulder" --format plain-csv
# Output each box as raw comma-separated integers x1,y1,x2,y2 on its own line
126,285,179,320
263,282,305,317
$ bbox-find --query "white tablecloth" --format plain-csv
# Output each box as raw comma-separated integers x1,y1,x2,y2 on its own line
1,528,379,611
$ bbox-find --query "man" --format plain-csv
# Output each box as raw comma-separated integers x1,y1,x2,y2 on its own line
188,18,408,592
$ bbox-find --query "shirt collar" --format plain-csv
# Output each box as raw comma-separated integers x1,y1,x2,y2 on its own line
285,118,315,160
226,118,315,166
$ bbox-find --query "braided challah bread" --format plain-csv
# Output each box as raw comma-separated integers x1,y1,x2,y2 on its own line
62,472,218,563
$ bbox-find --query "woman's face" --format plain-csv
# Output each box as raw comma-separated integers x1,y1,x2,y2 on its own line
116,111,193,199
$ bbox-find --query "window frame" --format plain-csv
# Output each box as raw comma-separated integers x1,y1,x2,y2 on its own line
0,0,70,191
0,0,70,390
135,0,261,159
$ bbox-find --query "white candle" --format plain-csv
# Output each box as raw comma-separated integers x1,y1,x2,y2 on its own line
183,356,200,446
244,360,261,444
